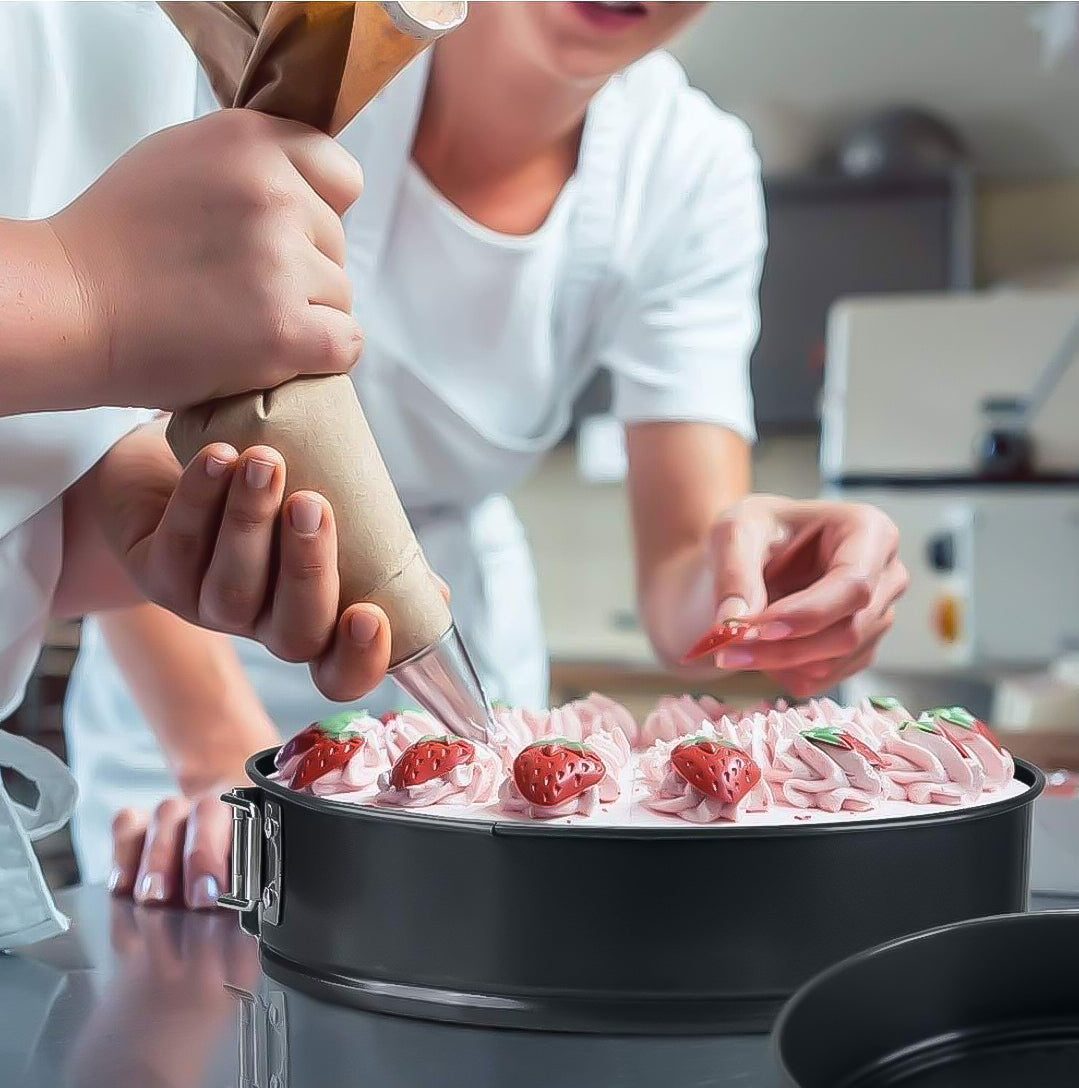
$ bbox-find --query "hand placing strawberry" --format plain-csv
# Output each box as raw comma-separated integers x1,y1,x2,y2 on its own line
801,726,883,768
512,739,606,808
390,736,475,790
670,735,761,805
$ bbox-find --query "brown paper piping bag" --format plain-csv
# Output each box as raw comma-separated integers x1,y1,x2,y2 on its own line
159,2,467,665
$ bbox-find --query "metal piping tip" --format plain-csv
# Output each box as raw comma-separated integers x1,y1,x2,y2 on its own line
388,625,493,743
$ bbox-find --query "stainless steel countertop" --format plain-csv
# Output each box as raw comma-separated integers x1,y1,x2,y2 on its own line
4,886,1076,1088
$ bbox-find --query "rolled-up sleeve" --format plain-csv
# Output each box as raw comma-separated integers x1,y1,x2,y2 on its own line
604,107,765,442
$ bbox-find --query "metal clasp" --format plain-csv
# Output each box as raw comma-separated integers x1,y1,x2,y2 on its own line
219,789,262,915
219,788,282,932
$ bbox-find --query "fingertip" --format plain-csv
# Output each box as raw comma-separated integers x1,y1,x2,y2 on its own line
286,490,327,536
347,604,382,647
715,596,750,624
200,444,238,480
311,604,391,702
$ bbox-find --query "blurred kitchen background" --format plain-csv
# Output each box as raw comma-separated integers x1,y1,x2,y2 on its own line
7,1,1079,889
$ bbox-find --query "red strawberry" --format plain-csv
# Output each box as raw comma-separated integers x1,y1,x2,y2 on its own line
390,736,475,790
513,739,606,808
926,706,1005,753
802,726,884,768
289,734,365,791
278,711,366,767
680,619,756,665
671,736,761,803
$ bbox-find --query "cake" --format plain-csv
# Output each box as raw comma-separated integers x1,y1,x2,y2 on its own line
269,694,1024,827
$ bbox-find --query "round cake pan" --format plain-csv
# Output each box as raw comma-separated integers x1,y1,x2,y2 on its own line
221,751,1043,1035
774,909,1079,1087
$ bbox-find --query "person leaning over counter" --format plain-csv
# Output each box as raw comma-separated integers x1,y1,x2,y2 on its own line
0,7,401,782
48,3,911,909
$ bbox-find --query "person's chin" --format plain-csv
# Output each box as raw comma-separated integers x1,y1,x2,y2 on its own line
525,2,659,83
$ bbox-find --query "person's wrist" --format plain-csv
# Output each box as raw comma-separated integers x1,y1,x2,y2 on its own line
42,210,116,407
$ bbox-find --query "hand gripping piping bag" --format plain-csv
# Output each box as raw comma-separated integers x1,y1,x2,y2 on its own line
159,3,493,742
0,730,78,949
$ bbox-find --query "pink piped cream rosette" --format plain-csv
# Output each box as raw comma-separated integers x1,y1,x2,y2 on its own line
640,722,770,824
769,729,887,814
497,726,631,820
879,719,986,805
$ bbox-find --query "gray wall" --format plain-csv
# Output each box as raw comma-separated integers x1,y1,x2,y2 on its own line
670,2,1079,178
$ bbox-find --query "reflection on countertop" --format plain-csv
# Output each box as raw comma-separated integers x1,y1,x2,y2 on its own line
6,886,782,1088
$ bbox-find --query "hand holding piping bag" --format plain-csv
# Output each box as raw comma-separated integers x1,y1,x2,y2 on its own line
700,496,909,698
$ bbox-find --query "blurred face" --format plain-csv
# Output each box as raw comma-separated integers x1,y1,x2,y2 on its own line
466,2,708,87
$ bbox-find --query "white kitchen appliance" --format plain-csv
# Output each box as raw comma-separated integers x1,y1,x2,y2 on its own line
821,292,1079,676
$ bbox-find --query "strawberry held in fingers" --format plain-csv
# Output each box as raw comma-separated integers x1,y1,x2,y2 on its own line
376,735,499,808
679,618,757,666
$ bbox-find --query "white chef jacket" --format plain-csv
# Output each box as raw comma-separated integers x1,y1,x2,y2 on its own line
0,2,193,720
42,15,766,878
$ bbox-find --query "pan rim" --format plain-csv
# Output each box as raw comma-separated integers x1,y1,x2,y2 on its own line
771,908,1079,1083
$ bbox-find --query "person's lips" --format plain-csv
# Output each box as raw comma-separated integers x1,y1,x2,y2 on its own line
570,1,649,31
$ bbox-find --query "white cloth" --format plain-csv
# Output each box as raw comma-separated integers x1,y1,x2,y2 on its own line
59,36,765,878
0,729,78,948
0,2,191,719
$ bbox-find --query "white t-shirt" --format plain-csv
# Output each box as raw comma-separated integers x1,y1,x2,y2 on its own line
65,42,766,879
0,2,189,719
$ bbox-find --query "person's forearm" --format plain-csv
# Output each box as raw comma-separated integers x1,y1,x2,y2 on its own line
625,422,752,665
98,604,280,795
0,217,103,415
53,458,144,618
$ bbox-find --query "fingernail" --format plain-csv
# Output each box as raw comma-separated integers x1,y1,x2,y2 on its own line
289,496,323,535
245,458,275,490
716,597,750,624
759,622,793,641
349,610,380,645
189,874,221,911
205,454,233,479
135,872,167,904
717,649,755,669
107,867,125,894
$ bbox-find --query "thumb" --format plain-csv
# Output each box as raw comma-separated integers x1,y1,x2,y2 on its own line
708,506,774,622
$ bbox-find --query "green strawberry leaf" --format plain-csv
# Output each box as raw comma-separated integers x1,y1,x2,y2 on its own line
801,726,847,747
317,710,369,737
903,717,938,734
926,706,977,729
524,736,591,754
869,695,902,711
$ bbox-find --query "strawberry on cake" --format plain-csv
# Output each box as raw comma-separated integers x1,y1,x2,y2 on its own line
498,727,631,819
270,712,387,797
641,723,768,823
375,735,500,807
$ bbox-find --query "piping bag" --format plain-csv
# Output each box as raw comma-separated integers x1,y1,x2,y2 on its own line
160,2,494,744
